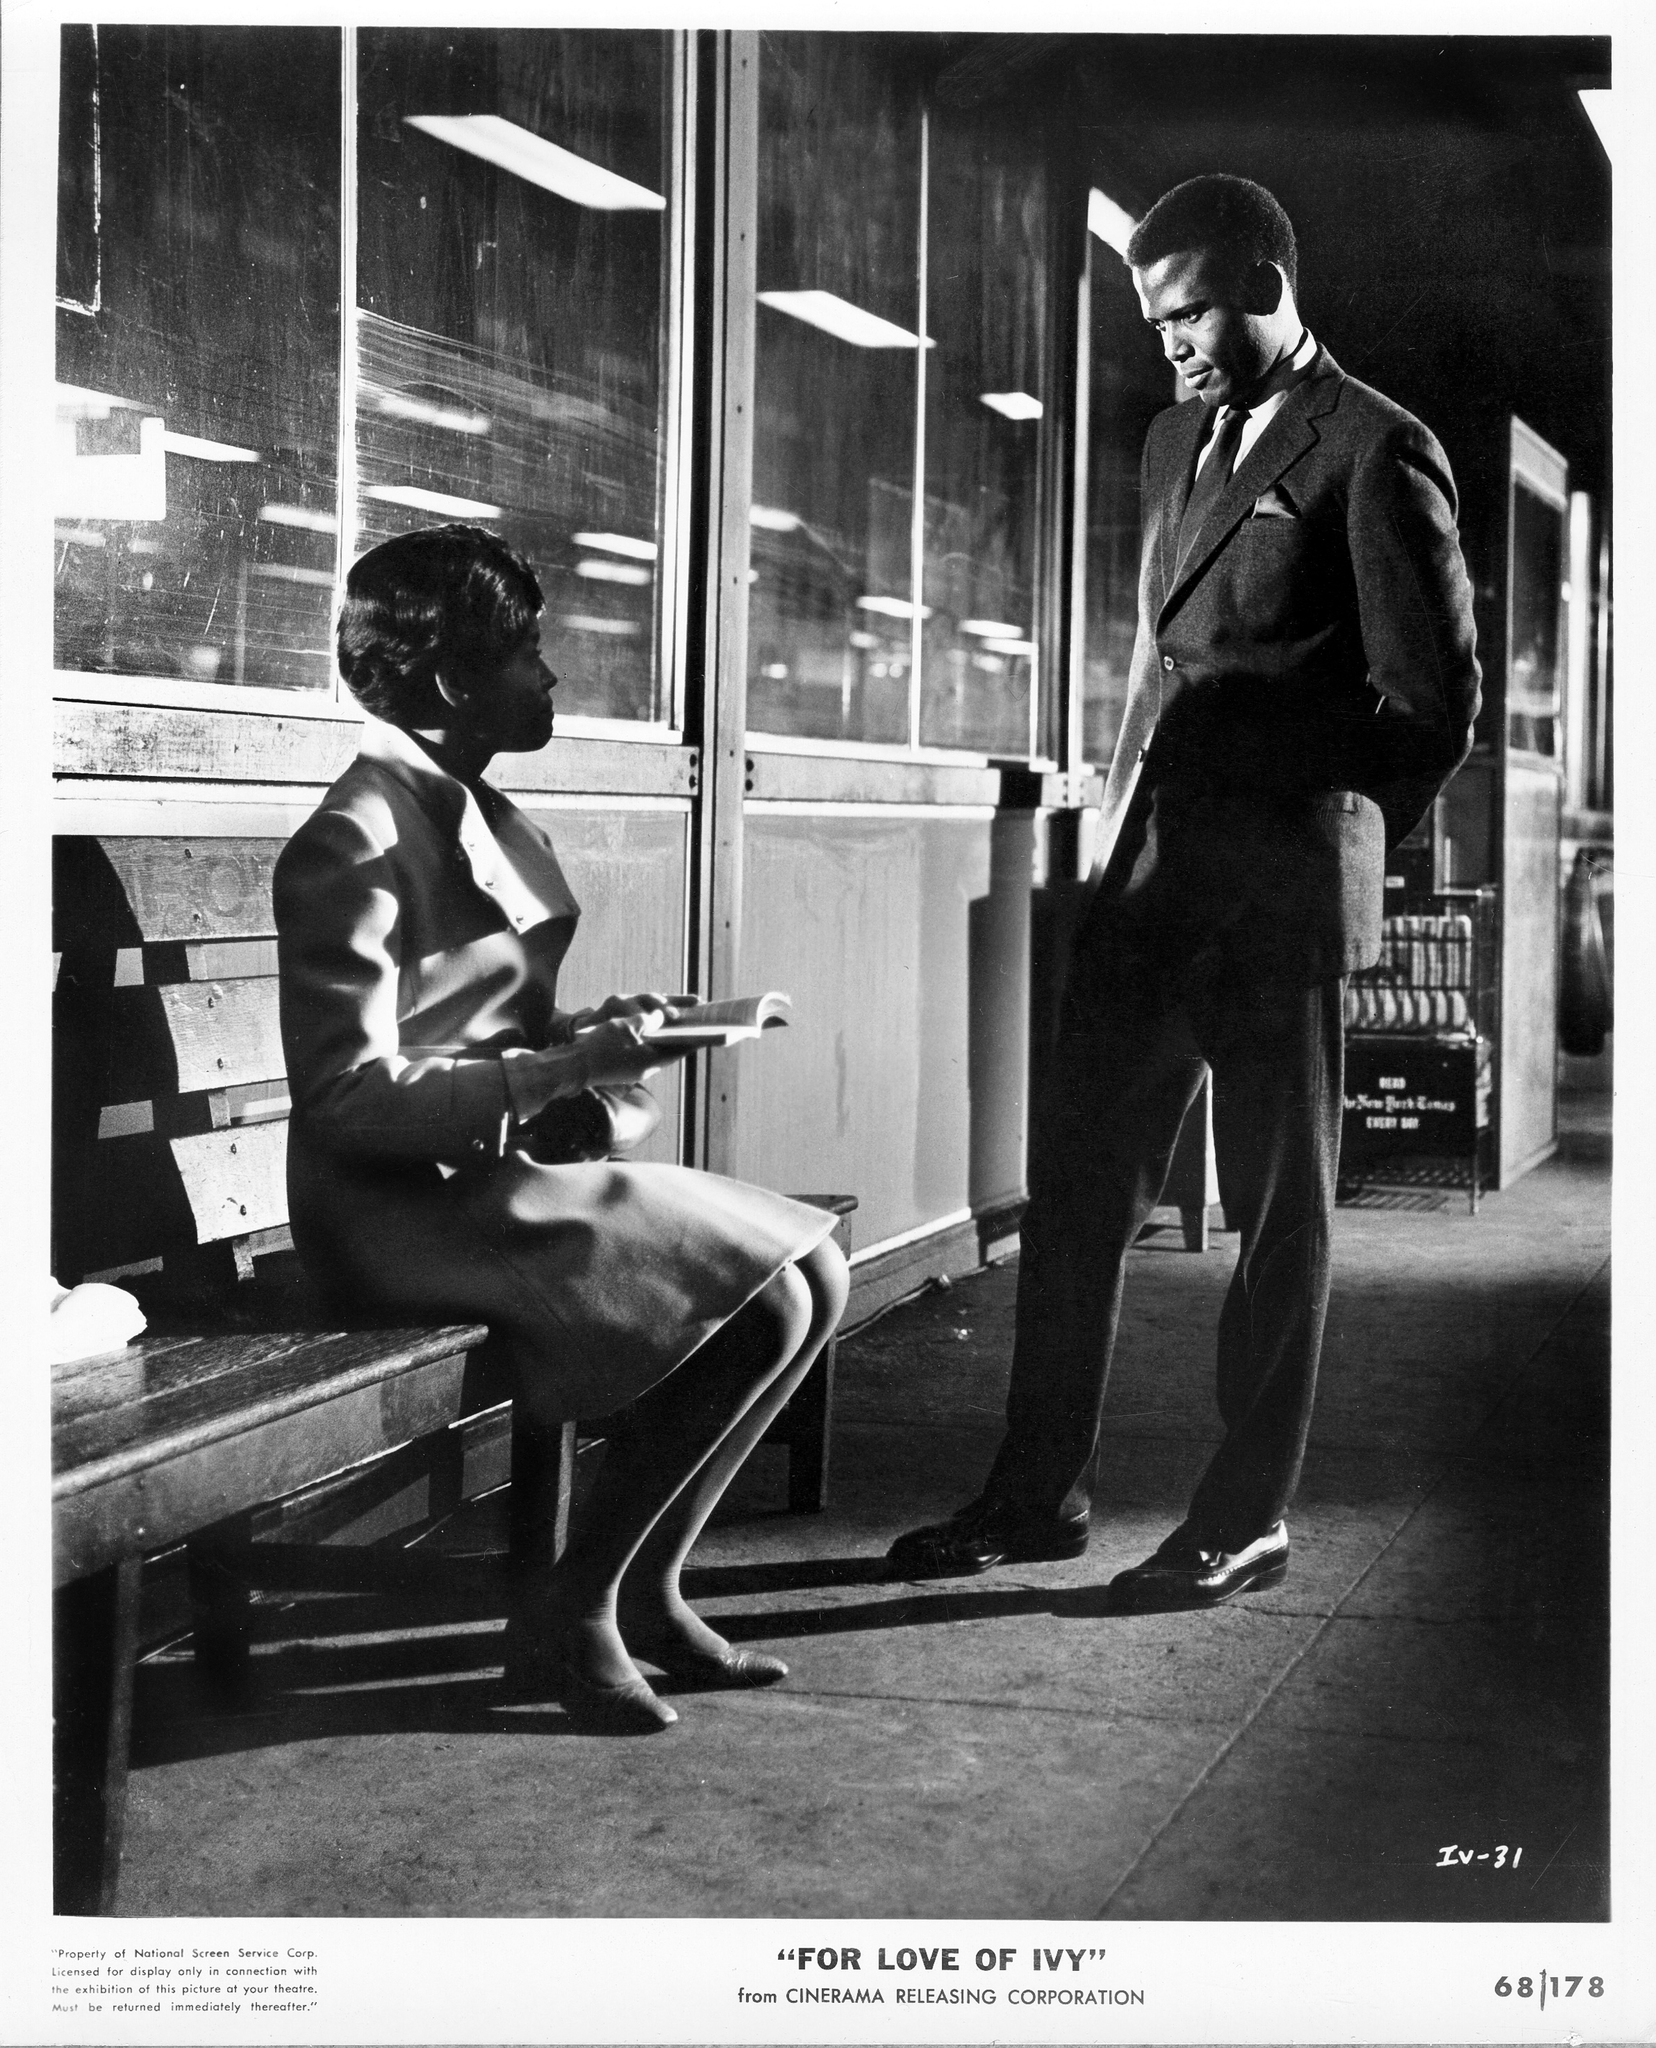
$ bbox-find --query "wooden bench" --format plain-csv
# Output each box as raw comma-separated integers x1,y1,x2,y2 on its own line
51,833,850,1914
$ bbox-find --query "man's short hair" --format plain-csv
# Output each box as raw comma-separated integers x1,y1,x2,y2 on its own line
1126,174,1298,295
337,524,543,727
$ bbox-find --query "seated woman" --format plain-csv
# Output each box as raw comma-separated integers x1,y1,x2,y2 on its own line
275,524,847,1734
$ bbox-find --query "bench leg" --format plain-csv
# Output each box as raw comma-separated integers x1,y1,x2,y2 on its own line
779,1341,836,1514
508,1411,577,1579
187,1512,258,1686
1180,1204,1211,1253
54,1558,142,1915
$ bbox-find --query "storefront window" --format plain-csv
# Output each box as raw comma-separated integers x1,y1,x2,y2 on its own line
54,26,342,692
918,111,1045,755
748,36,922,746
356,30,674,725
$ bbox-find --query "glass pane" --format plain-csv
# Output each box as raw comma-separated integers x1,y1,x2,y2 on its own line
1509,481,1564,758
54,27,341,691
748,35,921,745
1081,230,1171,766
918,111,1045,756
356,31,672,725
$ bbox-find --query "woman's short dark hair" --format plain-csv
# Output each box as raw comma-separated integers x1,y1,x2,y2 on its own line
337,524,544,727
1126,174,1298,295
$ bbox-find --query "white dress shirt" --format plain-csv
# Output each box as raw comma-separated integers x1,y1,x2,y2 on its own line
1192,328,1319,478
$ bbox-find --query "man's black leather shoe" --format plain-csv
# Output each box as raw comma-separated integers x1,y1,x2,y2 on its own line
1108,1521,1289,1613
885,1496,1090,1579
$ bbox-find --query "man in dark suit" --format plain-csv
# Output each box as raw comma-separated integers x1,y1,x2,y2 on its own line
888,174,1481,1607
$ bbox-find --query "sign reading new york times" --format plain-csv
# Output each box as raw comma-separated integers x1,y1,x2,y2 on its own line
739,1941,1146,2008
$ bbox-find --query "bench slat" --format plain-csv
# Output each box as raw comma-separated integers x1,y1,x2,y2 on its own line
159,978,285,1094
165,939,282,985
98,838,284,944
169,1120,288,1242
53,1323,490,1491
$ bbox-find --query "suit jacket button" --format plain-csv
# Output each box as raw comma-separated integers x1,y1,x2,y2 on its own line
1162,655,1175,671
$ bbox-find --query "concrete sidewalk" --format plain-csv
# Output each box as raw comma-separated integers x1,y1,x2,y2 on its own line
115,1132,1610,1920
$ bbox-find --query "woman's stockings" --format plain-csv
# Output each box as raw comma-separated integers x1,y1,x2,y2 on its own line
619,1239,848,1664
526,1238,848,1698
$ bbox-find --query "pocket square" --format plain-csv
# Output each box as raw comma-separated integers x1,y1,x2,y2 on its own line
1250,485,1299,520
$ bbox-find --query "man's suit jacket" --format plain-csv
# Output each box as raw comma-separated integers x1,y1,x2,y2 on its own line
1088,345,1481,985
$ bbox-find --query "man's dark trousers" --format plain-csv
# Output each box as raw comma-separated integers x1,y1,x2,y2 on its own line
985,809,1346,1553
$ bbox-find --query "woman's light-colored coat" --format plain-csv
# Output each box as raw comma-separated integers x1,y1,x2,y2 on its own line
274,717,831,1421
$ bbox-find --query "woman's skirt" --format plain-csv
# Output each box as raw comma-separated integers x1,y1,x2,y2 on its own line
287,1133,838,1421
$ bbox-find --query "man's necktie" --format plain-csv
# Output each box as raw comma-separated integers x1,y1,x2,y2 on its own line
1177,403,1248,559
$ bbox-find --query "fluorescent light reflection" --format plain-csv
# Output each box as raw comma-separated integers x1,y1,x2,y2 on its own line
378,392,491,436
572,531,657,561
856,595,932,621
980,391,1043,421
750,504,803,533
260,504,338,534
253,564,335,587
575,559,651,586
405,115,666,212
962,618,1024,638
983,637,1036,657
161,431,261,462
758,290,934,351
1088,187,1137,259
561,613,641,636
367,483,501,518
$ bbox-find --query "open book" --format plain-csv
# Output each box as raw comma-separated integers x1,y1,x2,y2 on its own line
643,991,792,1050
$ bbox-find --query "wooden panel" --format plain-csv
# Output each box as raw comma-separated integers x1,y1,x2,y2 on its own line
518,804,691,1164
494,740,698,798
735,811,1005,1252
98,837,282,941
56,704,357,785
1499,758,1562,1183
170,1119,288,1242
747,751,1001,808
73,981,282,1108
56,700,697,796
160,978,284,1094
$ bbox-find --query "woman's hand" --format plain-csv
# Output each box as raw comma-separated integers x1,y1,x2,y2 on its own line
567,991,692,1034
572,1012,690,1088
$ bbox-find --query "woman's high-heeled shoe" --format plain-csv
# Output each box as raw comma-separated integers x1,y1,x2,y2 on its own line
501,1621,679,1733
629,1636,788,1690
554,1658,679,1734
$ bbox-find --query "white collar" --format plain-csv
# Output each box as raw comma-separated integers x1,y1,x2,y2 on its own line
1236,329,1318,420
